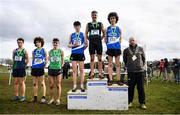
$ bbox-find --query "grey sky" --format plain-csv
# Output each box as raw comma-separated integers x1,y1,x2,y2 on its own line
0,0,179,61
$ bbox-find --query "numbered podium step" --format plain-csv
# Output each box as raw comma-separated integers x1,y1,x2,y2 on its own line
67,78,128,110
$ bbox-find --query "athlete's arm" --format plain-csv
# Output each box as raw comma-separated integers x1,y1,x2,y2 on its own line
61,50,64,67
104,28,107,43
32,51,34,60
123,49,127,66
120,29,122,43
44,49,48,68
101,23,105,40
83,33,88,49
48,51,50,62
141,48,146,66
12,49,15,61
25,49,29,66
85,24,89,41
68,34,74,48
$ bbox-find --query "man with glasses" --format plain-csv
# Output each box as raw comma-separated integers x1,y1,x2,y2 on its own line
85,10,105,79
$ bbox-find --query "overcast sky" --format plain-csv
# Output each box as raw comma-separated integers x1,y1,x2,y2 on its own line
0,0,179,62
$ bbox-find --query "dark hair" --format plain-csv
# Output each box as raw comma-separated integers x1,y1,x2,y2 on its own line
34,37,44,47
174,58,179,63
108,12,119,24
73,21,81,26
17,38,24,43
53,38,59,42
91,10,98,14
164,58,168,62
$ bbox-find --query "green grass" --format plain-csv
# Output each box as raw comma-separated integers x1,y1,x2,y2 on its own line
0,73,180,114
0,65,9,73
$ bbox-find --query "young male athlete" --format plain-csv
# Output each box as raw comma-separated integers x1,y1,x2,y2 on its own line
12,38,29,102
105,12,123,86
31,37,48,103
85,10,105,79
47,38,64,105
68,21,87,92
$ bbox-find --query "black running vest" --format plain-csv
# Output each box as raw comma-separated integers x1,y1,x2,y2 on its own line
88,22,102,43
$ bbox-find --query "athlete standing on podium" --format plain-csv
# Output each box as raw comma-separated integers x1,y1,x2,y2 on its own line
105,12,123,86
85,10,105,79
68,21,88,92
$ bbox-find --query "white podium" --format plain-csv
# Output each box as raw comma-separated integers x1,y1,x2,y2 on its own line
67,78,128,110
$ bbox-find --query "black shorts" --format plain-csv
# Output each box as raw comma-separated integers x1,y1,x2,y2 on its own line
31,68,44,77
89,42,102,55
12,69,26,77
48,69,62,76
70,54,85,61
106,49,121,57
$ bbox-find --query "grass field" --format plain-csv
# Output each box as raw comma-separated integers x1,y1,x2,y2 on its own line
0,72,180,114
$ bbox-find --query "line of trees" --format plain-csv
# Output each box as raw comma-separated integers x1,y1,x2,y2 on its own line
0,58,13,66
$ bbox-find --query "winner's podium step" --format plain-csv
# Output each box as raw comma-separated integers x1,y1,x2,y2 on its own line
67,78,128,110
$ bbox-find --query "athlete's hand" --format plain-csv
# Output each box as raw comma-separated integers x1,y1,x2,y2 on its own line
68,44,75,48
73,43,79,48
84,43,88,49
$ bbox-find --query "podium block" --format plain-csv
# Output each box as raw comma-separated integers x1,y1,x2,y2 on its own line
105,84,128,110
86,78,108,110
67,78,128,110
67,90,88,110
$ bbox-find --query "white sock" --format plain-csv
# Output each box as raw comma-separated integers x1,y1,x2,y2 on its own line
73,85,77,89
80,84,84,89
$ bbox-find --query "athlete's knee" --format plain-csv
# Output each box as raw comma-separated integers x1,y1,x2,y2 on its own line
57,83,61,89
80,68,84,73
98,58,102,62
14,81,18,85
50,84,54,89
57,85,61,89
90,57,94,62
20,82,24,86
41,83,45,87
73,70,77,74
109,63,113,68
116,63,120,68
33,83,37,87
41,81,45,87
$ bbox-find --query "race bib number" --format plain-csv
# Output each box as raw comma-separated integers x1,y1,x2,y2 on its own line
108,37,117,42
73,40,81,46
34,58,43,64
91,30,99,35
50,57,60,62
14,56,22,61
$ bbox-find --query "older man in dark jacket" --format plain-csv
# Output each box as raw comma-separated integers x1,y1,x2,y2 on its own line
123,37,147,109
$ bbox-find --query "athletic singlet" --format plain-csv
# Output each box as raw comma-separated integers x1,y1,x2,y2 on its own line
49,49,62,69
13,48,26,69
88,22,102,42
32,48,46,68
71,32,84,54
106,26,121,49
